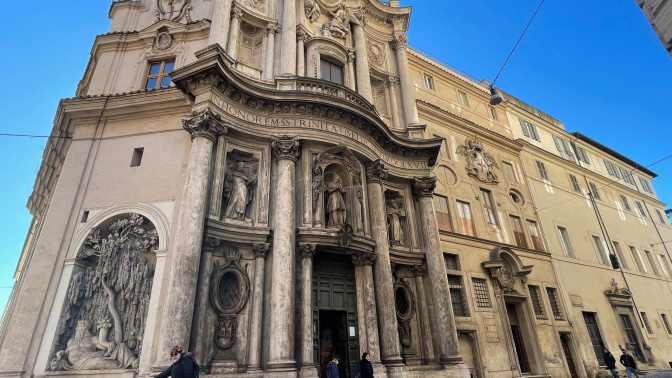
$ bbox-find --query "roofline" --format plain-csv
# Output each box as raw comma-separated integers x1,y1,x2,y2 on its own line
570,132,657,178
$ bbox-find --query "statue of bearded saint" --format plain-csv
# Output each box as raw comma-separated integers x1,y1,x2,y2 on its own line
387,199,406,247
224,161,257,221
325,176,347,228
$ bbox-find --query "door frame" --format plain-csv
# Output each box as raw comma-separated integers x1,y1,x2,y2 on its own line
559,332,586,378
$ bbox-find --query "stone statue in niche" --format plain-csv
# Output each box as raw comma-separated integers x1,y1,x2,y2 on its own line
223,158,258,223
323,3,350,38
305,0,321,22
50,214,157,371
325,173,347,228
386,196,406,247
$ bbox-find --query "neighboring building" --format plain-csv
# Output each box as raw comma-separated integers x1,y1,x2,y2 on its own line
0,1,671,378
636,0,672,57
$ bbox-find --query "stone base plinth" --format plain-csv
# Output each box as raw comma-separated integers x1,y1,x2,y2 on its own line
211,359,238,374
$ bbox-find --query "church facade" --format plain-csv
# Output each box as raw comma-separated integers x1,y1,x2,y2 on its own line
1,1,671,378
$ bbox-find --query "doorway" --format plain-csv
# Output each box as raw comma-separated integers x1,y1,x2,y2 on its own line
582,312,606,366
319,310,349,378
619,314,644,361
560,334,578,378
506,303,531,373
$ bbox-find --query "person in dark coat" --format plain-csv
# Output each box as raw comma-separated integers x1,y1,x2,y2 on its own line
327,355,339,378
603,348,619,378
619,349,640,378
155,346,195,378
359,352,374,378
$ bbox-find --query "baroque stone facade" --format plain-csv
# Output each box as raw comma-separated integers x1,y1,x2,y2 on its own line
1,1,671,378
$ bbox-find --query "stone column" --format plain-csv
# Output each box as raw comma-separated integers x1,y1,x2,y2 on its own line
208,0,233,49
297,28,307,77
157,108,227,357
387,75,403,131
352,251,382,366
247,243,269,372
391,34,419,127
226,6,243,61
411,265,436,364
364,161,403,368
352,23,372,102
299,243,318,377
190,237,220,363
280,0,297,75
346,50,357,91
267,135,301,375
412,177,462,365
264,23,278,81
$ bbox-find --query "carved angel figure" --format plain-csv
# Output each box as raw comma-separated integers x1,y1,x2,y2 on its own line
326,175,347,228
387,199,406,247
224,161,258,221
305,0,321,22
326,3,350,38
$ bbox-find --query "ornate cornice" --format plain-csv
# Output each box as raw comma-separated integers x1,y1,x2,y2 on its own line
299,243,317,259
272,135,301,162
252,243,270,259
352,251,376,267
365,160,389,184
412,177,437,198
203,236,222,253
182,108,229,142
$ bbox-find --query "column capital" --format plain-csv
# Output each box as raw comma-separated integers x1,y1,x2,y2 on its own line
182,108,228,142
272,135,301,162
365,160,389,184
296,27,308,41
252,243,270,259
299,243,317,259
202,236,222,253
387,75,400,88
412,177,437,198
231,5,243,20
351,251,376,267
390,33,408,50
411,264,425,277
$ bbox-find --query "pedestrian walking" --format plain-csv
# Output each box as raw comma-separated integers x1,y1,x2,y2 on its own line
603,348,619,378
155,346,197,378
359,352,374,378
327,355,339,378
619,349,640,378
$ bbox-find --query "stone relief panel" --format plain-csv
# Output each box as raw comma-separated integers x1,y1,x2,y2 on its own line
385,190,406,247
240,0,267,15
237,23,264,70
223,150,259,224
156,0,192,22
456,137,500,184
50,214,157,371
305,0,322,22
367,42,387,71
321,2,350,38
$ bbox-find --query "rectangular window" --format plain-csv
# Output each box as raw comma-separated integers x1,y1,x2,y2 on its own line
480,189,497,225
629,246,646,272
444,254,460,271
592,236,610,265
433,195,453,232
81,211,89,223
656,209,666,223
145,60,175,89
536,160,549,180
472,278,492,308
589,182,601,200
575,146,591,164
456,201,476,237
546,287,563,321
527,220,544,251
458,91,470,106
604,160,622,179
448,275,469,317
612,241,629,269
636,201,647,218
529,285,547,320
423,74,435,90
130,147,144,167
620,195,632,212
552,135,575,161
661,314,672,334
510,216,528,248
639,177,653,193
503,162,517,183
658,254,671,278
558,226,575,258
641,312,654,334
645,250,660,275
620,168,635,185
320,59,343,85
489,106,499,121
569,174,581,192
519,119,541,141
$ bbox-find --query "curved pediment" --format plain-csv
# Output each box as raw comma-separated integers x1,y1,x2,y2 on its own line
170,44,442,173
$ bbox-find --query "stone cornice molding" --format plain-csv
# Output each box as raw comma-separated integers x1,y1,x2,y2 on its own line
412,177,437,198
365,160,389,184
352,251,376,267
299,243,317,259
169,44,442,169
362,0,411,31
182,108,229,142
252,243,270,259
271,135,301,162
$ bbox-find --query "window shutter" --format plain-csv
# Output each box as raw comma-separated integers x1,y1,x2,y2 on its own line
530,123,540,141
562,139,574,157
519,118,531,138
552,135,564,153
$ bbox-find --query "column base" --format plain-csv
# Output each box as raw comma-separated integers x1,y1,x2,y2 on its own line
298,364,318,378
440,363,471,378
438,356,464,366
381,356,405,367
211,359,239,374
265,359,297,376
385,365,404,378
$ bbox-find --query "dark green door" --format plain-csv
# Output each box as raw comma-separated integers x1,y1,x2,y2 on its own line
583,312,606,365
620,314,644,361
313,253,360,378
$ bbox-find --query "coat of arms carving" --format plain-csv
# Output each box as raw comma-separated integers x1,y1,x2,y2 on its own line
156,0,192,22
456,137,499,184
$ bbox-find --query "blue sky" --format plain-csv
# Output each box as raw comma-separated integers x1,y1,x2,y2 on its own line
0,0,670,317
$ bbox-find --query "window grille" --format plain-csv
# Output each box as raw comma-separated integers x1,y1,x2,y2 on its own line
448,275,469,317
546,287,563,320
529,285,547,320
472,278,491,308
